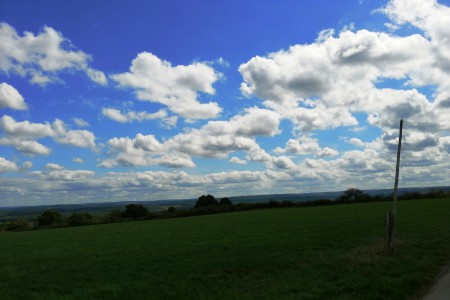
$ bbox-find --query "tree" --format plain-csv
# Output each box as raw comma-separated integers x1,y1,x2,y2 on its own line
195,194,218,208
219,197,232,206
5,219,32,231
68,213,93,226
37,210,63,227
104,209,123,223
122,204,149,219
339,188,364,202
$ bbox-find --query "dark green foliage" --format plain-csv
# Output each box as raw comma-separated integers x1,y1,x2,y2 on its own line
337,188,365,203
122,204,149,219
3,219,33,232
37,210,63,227
219,197,232,206
195,194,218,208
103,209,123,223
9,187,450,233
68,213,93,226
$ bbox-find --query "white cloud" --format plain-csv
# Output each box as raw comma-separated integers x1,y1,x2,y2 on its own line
0,157,20,173
56,130,96,149
73,118,89,128
316,28,335,43
163,108,281,160
238,27,446,135
99,133,195,168
35,169,95,181
203,107,281,137
102,107,175,127
111,52,222,120
167,130,261,159
0,82,27,110
73,157,84,164
86,68,108,85
275,136,339,158
0,115,97,154
270,156,296,169
0,157,32,173
275,136,320,155
229,157,247,165
45,163,64,170
0,115,59,139
0,138,51,156
100,107,281,168
157,153,196,168
0,22,106,85
108,133,163,153
346,137,366,147
317,147,339,157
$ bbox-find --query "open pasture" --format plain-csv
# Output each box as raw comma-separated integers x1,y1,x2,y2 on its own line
1,198,450,299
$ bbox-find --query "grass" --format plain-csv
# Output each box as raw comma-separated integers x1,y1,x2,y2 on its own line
1,198,450,299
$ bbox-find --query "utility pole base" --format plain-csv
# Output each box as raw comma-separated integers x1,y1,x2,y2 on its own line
387,210,395,249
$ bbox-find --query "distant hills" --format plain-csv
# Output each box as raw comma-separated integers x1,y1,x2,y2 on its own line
1,185,449,222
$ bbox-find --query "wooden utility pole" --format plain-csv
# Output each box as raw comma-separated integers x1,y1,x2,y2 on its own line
387,119,404,249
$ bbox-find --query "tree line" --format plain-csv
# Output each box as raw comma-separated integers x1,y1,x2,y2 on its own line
1,188,450,232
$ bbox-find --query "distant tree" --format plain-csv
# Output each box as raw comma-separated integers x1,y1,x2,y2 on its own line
167,206,176,213
339,188,364,202
195,194,218,208
104,209,123,223
37,210,63,227
219,197,232,206
122,204,149,219
5,219,33,231
68,213,93,226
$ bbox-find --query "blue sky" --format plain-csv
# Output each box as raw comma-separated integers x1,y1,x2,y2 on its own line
1,0,450,206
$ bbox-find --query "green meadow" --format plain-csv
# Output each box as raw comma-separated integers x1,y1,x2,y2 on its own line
1,198,450,300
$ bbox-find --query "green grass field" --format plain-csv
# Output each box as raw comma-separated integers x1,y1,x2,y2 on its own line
1,198,450,300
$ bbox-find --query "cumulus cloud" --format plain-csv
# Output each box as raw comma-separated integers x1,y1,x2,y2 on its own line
34,169,95,181
45,163,64,170
0,115,97,155
111,52,222,120
0,82,27,110
275,136,320,155
0,22,106,85
73,157,84,164
73,118,89,128
5,140,52,155
317,147,339,157
203,107,281,137
101,107,176,127
100,107,283,168
229,157,247,165
0,157,32,173
99,133,195,168
55,130,96,149
275,136,339,158
0,157,20,173
239,28,441,134
270,156,296,169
